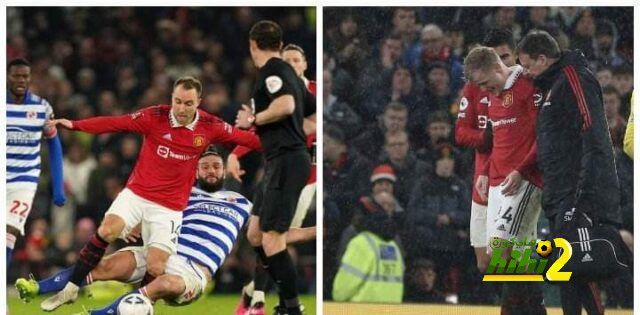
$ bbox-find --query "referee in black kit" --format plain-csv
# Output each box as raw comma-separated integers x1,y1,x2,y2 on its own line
235,20,314,315
517,30,630,315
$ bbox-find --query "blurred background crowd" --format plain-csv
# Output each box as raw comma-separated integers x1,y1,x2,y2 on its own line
6,6,317,296
323,6,633,307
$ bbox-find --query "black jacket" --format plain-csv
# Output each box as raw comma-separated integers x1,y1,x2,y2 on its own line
533,49,621,225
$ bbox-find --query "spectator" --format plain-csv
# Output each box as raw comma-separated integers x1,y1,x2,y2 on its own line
353,101,408,158
602,86,626,148
332,191,405,303
612,64,634,117
404,259,445,303
389,7,420,49
404,146,470,304
570,9,596,61
593,19,627,67
595,65,613,88
323,70,362,139
380,130,431,207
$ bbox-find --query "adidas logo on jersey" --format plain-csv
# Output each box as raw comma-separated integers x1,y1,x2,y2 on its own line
497,224,506,231
581,253,593,263
163,133,172,141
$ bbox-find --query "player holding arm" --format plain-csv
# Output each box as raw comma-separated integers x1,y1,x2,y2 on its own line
40,77,261,312
6,58,66,271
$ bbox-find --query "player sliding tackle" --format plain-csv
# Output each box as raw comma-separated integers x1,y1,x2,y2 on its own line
36,76,262,312
16,149,314,313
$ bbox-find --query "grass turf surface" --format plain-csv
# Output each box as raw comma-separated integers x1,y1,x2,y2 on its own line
8,281,316,315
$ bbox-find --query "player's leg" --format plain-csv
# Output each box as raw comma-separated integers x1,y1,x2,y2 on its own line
41,188,143,311
17,248,141,302
260,151,310,315
470,201,490,272
6,188,36,268
139,200,183,286
246,215,269,314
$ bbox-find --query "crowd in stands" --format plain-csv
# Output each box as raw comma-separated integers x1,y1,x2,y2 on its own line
323,7,633,307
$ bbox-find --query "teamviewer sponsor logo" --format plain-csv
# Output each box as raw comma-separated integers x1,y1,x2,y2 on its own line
156,145,197,161
157,145,170,158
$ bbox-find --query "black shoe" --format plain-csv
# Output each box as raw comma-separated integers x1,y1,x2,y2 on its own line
273,304,304,315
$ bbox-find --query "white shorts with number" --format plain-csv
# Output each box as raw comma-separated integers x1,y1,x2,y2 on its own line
290,183,316,228
486,180,542,247
469,201,488,248
106,188,183,254
6,187,37,235
119,246,207,305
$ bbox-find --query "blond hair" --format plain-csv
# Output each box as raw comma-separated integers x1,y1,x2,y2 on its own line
463,46,500,82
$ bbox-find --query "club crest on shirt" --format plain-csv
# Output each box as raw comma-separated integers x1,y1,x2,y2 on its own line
459,97,469,111
502,92,513,108
193,135,206,147
26,111,37,120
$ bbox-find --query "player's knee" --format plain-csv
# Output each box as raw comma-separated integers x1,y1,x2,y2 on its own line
93,257,115,278
147,260,167,277
155,275,183,296
247,227,262,247
261,232,286,255
97,224,119,243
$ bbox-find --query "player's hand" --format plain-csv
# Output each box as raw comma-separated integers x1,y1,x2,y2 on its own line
235,104,255,129
226,153,246,182
475,175,489,202
46,119,73,130
124,224,142,243
501,170,523,196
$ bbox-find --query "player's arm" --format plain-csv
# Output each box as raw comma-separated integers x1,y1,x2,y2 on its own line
503,94,539,195
255,94,296,125
214,120,262,151
455,84,489,149
303,115,316,135
332,236,374,301
43,104,66,206
48,108,151,135
286,227,316,244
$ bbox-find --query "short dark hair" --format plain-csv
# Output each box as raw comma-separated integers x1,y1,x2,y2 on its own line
602,85,619,96
200,145,225,166
324,123,346,144
8,58,31,71
483,28,515,50
249,20,282,52
516,29,561,59
612,64,633,77
384,101,408,113
282,43,306,59
174,76,202,96
427,110,451,126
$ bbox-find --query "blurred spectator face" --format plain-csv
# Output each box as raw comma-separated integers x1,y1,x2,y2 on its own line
449,30,465,53
613,73,633,95
77,68,96,91
435,156,455,178
7,64,31,98
98,151,118,168
98,91,118,114
392,67,413,94
493,44,516,67
382,107,408,133
427,67,450,95
372,179,394,196
529,7,548,25
282,49,308,78
68,143,87,163
392,8,417,35
171,84,201,125
384,131,410,164
339,15,358,38
596,68,613,88
427,121,451,143
323,133,346,163
381,37,403,64
417,266,437,290
373,191,395,216
495,7,516,28
197,154,225,192
596,32,613,51
575,11,595,37
121,136,139,159
75,218,95,245
421,27,444,58
603,91,621,119
104,176,124,200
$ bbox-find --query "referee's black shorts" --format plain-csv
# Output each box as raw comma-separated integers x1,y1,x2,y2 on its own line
253,150,311,233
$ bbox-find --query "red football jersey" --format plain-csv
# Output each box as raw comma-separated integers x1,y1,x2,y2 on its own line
72,105,261,211
484,66,542,188
455,82,491,205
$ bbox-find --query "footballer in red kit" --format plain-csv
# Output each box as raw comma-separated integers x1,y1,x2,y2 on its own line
464,46,545,314
40,76,261,312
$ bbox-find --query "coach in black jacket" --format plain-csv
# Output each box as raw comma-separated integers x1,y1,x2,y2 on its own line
517,30,621,227
517,30,621,315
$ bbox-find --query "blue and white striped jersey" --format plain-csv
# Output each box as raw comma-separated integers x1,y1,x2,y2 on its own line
177,187,252,275
6,90,56,190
